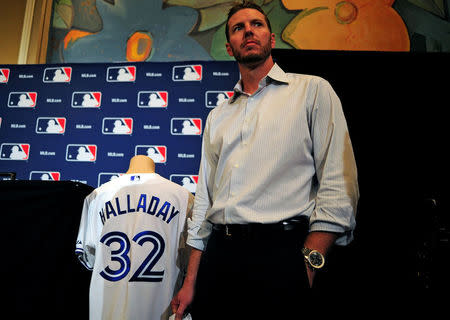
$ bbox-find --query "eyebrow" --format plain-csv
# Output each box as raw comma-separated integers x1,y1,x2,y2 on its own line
231,19,265,30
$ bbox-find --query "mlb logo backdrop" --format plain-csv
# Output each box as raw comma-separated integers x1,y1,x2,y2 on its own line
0,61,239,191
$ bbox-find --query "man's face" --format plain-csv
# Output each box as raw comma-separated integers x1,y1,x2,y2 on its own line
226,8,275,66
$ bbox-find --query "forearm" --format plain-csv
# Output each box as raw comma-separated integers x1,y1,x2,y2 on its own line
183,247,203,287
303,231,338,288
303,231,338,256
171,247,203,319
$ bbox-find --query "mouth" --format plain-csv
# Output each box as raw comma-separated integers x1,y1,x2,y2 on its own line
242,40,259,48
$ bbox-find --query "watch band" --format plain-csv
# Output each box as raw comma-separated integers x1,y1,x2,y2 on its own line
301,247,312,256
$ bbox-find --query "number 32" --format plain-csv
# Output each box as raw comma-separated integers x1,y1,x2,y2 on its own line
99,230,165,282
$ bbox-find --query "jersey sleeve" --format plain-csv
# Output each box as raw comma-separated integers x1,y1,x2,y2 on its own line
75,194,96,270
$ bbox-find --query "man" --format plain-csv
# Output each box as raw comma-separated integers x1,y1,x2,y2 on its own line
171,1,359,319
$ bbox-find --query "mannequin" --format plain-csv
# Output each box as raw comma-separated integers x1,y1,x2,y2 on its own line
126,155,155,174
76,156,195,320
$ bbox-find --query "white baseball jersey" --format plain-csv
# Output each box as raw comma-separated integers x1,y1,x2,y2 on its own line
76,173,192,320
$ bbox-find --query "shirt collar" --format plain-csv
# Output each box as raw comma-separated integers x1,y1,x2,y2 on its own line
230,63,289,103
267,62,290,84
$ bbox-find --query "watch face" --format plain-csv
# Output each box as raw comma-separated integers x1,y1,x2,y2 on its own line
309,251,324,268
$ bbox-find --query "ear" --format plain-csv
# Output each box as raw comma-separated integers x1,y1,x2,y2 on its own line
271,33,276,49
226,42,234,57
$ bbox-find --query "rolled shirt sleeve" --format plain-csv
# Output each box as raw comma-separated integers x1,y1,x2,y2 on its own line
186,116,214,251
309,79,359,245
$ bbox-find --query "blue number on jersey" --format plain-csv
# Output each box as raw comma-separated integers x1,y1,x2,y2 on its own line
99,231,131,281
99,230,165,282
130,231,165,282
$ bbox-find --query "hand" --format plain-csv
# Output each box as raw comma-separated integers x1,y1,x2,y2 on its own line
171,282,195,320
171,247,202,320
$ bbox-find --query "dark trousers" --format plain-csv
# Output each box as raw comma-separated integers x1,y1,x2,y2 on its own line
192,221,312,319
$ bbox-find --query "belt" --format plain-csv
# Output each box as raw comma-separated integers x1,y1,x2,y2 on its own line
212,216,309,238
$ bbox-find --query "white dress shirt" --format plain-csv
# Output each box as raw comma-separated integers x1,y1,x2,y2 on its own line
187,63,359,250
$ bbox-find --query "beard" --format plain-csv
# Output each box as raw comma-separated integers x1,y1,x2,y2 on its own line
230,37,272,67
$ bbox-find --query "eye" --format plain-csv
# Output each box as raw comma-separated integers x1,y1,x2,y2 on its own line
233,25,243,32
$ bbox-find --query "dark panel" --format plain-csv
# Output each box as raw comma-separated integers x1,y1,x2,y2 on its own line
272,49,449,300
1,181,93,318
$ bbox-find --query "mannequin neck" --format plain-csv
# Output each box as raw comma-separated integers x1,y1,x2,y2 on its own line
126,155,155,174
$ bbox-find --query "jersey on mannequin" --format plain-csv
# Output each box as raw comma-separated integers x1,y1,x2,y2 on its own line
76,155,194,320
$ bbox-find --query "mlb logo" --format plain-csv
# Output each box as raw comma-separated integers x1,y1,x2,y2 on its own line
98,172,122,187
29,171,60,181
0,68,10,83
135,145,167,163
43,67,72,83
172,65,202,81
66,144,97,162
107,66,136,82
35,117,66,134
170,174,198,193
205,91,234,108
71,92,102,108
137,91,168,108
171,118,202,135
102,117,133,135
0,143,30,160
8,92,37,108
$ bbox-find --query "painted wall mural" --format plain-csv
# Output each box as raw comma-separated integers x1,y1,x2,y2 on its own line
46,0,450,63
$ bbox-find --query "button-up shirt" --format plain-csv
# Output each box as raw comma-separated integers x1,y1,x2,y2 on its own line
187,63,359,250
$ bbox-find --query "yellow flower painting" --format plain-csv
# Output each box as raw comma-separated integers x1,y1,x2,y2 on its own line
48,0,450,63
282,0,410,51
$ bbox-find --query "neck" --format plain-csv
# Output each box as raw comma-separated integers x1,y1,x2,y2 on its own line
126,155,155,174
238,55,274,95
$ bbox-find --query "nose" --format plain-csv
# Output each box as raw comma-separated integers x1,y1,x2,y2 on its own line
244,23,254,37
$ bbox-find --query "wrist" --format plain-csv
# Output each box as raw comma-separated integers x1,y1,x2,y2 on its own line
303,231,338,257
182,276,196,287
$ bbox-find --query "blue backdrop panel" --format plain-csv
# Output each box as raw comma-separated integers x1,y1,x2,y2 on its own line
0,61,239,189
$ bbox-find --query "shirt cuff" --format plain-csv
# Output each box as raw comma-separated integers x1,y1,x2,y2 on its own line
186,218,213,251
309,221,354,246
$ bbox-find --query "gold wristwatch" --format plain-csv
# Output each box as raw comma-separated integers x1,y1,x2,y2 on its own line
301,247,325,270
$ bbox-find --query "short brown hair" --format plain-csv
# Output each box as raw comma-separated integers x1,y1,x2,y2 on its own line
225,1,272,42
